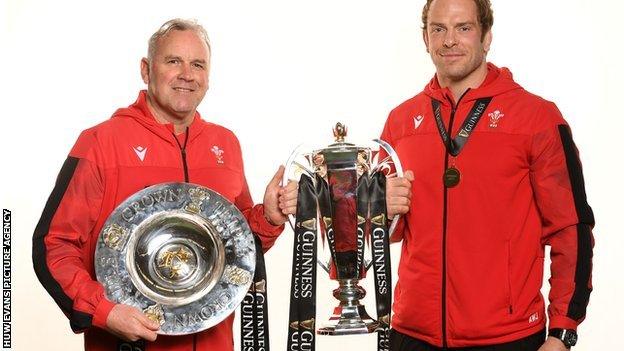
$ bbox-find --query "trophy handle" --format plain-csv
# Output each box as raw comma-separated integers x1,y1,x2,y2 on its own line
371,138,404,238
317,258,330,274
282,143,316,231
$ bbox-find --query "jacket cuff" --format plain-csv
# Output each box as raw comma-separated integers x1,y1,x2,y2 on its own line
549,315,580,330
249,204,284,237
92,297,116,329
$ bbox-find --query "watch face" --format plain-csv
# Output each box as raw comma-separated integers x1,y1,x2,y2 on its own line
565,331,578,346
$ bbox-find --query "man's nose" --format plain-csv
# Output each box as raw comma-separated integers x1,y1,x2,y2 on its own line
443,31,457,47
178,64,193,81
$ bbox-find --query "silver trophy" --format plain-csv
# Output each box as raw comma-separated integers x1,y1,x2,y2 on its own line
95,183,256,335
284,123,403,336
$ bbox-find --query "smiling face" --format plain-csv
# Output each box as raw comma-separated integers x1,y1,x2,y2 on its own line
423,0,491,86
141,29,210,124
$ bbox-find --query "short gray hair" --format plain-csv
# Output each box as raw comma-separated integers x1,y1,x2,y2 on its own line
147,18,211,61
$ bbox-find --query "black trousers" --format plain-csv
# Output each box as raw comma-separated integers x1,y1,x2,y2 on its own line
390,329,546,351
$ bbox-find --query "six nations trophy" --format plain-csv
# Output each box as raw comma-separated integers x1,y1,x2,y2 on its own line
283,123,403,351
95,182,269,350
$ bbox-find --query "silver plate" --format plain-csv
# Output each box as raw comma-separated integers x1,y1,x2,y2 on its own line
95,183,255,335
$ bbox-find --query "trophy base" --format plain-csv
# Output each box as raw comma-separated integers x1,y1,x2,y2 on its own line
317,305,379,335
317,279,380,335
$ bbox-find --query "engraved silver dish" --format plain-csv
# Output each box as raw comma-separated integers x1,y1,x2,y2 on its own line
95,183,255,335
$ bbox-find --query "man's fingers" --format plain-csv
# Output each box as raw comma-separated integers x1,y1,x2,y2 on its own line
280,198,298,209
132,314,158,341
387,196,411,207
136,327,158,342
279,189,299,202
388,177,412,189
131,309,159,330
388,186,412,198
285,180,298,191
281,206,297,215
139,317,161,331
404,170,414,181
269,166,285,187
388,205,410,217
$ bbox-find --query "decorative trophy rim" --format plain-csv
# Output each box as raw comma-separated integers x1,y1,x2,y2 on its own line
95,182,256,335
282,126,404,237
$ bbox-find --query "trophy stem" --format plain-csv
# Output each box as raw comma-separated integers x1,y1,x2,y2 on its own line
317,279,380,335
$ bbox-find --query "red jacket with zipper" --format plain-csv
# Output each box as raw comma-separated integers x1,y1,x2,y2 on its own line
32,91,283,351
381,64,594,347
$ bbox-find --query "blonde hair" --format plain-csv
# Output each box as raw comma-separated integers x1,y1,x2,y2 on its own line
422,0,494,40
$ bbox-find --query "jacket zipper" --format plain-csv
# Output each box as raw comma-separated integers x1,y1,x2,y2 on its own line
441,89,469,348
173,127,190,182
507,241,513,314
193,334,197,351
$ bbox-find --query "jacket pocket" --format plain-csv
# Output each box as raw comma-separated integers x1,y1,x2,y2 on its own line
506,240,514,315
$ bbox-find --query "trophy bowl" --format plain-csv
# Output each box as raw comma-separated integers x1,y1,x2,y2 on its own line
95,183,256,335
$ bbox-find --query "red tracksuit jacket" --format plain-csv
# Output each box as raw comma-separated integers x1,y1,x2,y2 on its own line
32,91,283,351
381,64,594,347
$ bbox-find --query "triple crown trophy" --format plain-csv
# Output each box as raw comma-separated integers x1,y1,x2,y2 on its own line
284,123,403,351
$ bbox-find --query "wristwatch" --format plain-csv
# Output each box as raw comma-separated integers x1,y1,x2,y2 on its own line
548,328,578,348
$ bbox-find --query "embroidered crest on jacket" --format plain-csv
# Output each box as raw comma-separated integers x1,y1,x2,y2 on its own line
211,146,224,164
488,110,504,128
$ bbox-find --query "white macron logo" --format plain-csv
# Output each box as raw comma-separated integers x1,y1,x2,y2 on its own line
211,145,224,164
133,146,147,161
414,115,424,129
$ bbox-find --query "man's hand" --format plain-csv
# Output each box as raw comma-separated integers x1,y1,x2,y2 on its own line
106,304,159,342
263,166,298,225
537,337,569,351
386,170,414,218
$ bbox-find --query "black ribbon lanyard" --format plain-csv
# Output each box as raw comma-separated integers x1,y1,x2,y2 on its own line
432,96,492,187
356,174,370,278
287,175,319,351
431,97,492,157
240,235,270,351
316,174,338,277
286,171,392,351
369,172,392,351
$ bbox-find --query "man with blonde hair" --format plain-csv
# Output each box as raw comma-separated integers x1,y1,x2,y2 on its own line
384,1,594,350
33,18,297,351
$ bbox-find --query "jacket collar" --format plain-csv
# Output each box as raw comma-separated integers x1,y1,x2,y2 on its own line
111,90,207,145
423,63,523,107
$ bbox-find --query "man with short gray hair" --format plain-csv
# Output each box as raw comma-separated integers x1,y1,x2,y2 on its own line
32,18,297,351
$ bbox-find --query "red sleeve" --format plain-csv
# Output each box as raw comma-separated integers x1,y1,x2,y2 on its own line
530,101,595,330
235,178,284,252
32,129,115,333
231,136,284,252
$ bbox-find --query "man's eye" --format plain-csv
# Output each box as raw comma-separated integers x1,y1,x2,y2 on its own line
193,63,204,69
167,59,179,64
432,27,444,33
459,26,471,32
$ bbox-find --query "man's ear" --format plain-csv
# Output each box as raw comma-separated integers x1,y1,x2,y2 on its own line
482,30,492,53
423,29,430,53
140,58,150,84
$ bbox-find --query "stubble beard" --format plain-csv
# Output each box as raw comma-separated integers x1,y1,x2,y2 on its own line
437,54,484,84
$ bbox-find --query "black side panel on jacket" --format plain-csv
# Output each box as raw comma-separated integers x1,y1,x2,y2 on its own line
32,156,93,332
557,124,594,321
